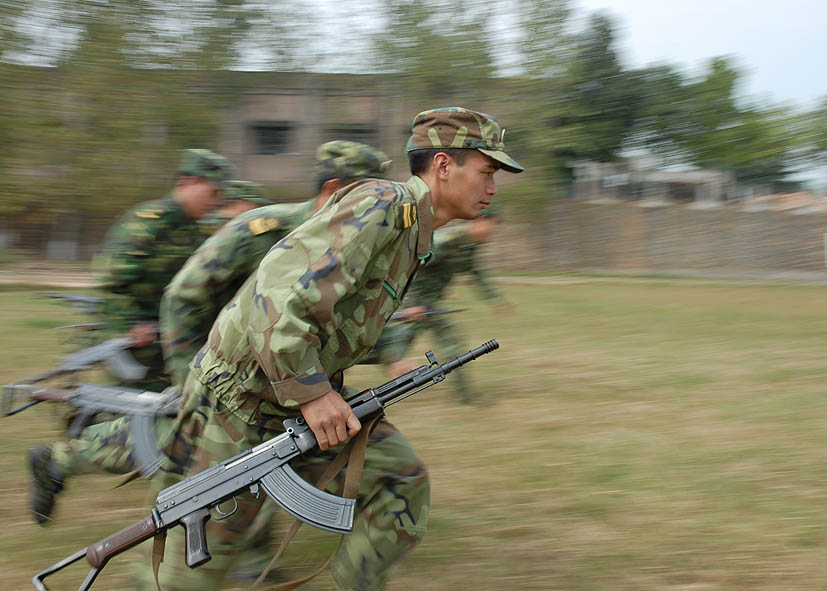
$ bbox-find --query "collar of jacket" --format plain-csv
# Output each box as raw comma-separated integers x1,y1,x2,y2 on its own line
405,175,434,260
165,193,197,225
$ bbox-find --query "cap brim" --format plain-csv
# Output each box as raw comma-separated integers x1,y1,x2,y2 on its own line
479,148,524,173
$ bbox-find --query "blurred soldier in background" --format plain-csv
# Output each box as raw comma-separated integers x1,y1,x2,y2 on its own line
135,107,522,591
28,148,232,525
395,204,512,404
93,148,234,391
197,179,274,234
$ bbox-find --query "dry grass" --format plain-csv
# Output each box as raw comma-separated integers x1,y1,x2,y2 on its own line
1,278,826,590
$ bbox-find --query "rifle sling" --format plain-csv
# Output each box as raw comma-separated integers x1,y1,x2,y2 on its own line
249,415,380,591
113,468,144,489
152,531,167,591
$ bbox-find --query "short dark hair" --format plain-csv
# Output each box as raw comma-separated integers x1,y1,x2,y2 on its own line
408,148,473,175
315,172,357,193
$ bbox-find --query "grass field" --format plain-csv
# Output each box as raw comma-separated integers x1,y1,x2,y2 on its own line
1,277,826,590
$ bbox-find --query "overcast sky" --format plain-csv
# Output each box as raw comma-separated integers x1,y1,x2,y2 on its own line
574,0,826,108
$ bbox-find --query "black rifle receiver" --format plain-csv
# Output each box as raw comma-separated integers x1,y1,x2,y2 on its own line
32,339,499,591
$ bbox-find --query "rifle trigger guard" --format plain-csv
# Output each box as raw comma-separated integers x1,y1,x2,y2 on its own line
213,496,238,520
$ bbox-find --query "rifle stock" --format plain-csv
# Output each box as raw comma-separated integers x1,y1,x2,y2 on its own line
85,515,160,569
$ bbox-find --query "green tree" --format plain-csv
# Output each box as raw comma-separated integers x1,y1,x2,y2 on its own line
506,0,573,182
508,7,642,182
798,97,827,169
373,0,497,101
634,57,803,186
555,12,643,166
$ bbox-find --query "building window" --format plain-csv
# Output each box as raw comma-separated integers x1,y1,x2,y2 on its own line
326,124,378,146
250,121,292,155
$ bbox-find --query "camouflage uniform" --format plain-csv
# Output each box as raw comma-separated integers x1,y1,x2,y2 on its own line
401,214,503,403
136,110,521,590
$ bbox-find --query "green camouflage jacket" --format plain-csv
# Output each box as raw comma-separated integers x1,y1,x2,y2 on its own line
405,223,502,310
161,199,316,385
94,195,207,333
190,176,433,426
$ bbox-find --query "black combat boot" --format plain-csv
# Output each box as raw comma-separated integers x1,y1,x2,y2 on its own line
29,445,65,525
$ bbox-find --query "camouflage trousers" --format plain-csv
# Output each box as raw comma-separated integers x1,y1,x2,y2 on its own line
404,315,474,403
133,375,430,591
50,416,279,575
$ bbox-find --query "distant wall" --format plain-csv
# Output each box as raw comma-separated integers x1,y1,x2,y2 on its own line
481,200,827,278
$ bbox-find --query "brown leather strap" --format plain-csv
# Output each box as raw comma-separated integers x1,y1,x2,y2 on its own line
151,531,167,591
113,468,143,489
248,416,380,591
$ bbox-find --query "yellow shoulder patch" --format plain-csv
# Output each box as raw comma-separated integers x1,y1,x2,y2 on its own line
398,202,417,228
249,217,280,235
136,210,161,219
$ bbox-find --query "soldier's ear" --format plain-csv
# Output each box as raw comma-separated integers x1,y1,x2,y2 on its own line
433,153,451,179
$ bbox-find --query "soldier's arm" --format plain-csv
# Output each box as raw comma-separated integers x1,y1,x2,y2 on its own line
248,187,400,407
160,224,241,385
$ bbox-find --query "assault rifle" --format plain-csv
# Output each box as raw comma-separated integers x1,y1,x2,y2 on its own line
7,335,148,389
37,293,104,316
32,339,500,591
3,383,179,473
3,336,149,436
389,307,468,321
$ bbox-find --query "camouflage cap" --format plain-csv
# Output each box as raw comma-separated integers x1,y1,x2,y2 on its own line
406,107,524,173
178,149,234,185
223,180,273,205
315,141,392,181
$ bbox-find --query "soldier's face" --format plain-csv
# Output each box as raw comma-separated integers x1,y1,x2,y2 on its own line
181,178,223,220
442,151,499,220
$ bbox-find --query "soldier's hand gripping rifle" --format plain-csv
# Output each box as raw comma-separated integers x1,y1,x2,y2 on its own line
32,339,500,591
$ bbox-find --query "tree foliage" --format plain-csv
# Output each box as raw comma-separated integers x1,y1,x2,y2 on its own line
373,0,496,101
634,57,808,186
